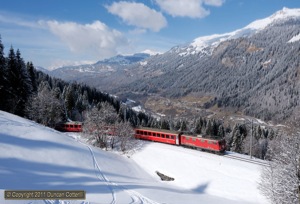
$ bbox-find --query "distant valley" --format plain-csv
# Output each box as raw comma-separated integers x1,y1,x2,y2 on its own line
48,8,300,131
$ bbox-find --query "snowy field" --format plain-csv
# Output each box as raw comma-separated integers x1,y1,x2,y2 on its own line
0,111,269,204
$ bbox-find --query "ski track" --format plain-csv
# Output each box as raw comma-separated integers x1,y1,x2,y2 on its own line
43,201,89,204
74,136,160,204
85,144,117,204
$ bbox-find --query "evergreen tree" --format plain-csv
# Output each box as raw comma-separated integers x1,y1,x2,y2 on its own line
0,36,9,111
27,62,37,93
212,120,219,136
62,85,76,119
205,120,212,136
6,48,32,116
160,119,170,130
230,124,247,153
180,119,188,131
194,118,203,134
217,125,225,138
15,49,32,116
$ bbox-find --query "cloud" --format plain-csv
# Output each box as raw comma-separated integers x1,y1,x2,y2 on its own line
39,20,128,58
203,0,225,6
106,1,167,32
48,59,97,70
0,11,42,29
155,0,225,18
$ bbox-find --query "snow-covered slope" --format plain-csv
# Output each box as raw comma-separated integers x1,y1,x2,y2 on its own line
175,7,300,56
0,111,268,204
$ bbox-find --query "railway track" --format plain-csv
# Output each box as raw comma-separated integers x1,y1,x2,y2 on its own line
224,153,270,167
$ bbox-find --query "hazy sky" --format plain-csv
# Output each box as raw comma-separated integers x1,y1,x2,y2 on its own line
1,0,299,69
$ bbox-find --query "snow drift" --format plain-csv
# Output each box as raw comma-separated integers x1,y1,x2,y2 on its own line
0,111,268,203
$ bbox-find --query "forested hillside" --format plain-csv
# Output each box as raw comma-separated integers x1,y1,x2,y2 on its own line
1,34,279,159
111,18,300,124
0,36,153,129
48,10,300,127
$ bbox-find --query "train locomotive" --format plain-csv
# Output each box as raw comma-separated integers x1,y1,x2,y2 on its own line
135,127,226,153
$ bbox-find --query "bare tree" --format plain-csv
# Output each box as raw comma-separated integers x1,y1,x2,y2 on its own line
259,134,300,204
26,81,64,127
115,121,135,153
83,102,120,150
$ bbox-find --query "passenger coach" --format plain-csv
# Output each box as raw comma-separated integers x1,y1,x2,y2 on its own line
55,121,83,132
135,127,226,153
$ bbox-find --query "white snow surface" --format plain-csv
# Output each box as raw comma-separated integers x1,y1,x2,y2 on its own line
186,7,300,56
139,61,148,66
288,33,300,43
0,111,269,204
141,49,162,56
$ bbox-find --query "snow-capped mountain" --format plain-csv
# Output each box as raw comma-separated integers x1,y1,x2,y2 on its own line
174,7,300,56
104,7,300,124
97,53,150,65
50,52,151,81
48,8,300,124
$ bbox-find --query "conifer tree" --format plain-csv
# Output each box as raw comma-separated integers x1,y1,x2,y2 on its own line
0,36,9,111
27,62,37,93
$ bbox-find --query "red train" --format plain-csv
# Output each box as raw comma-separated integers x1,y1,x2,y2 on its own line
135,127,226,153
55,122,226,153
55,122,83,132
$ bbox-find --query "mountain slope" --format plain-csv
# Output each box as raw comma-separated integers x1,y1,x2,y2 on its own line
50,53,151,82
176,7,300,57
48,8,300,125
108,8,300,124
0,111,267,204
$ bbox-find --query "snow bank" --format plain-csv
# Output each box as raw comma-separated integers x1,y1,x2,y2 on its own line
131,142,268,204
0,111,268,204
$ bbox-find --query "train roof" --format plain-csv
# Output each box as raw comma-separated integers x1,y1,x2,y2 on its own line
181,134,225,142
135,127,178,134
57,121,83,125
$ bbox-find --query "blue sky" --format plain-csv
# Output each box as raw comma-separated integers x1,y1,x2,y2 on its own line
1,0,300,69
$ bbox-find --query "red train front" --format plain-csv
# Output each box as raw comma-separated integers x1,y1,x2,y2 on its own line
180,134,226,153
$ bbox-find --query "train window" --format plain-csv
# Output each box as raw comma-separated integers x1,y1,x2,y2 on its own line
75,125,78,128
148,132,152,136
157,133,160,137
208,141,212,144
192,138,196,141
70,125,74,128
136,130,140,134
166,135,170,139
171,136,174,139
213,141,217,144
186,137,189,140
162,134,165,138
201,139,204,142
153,133,156,137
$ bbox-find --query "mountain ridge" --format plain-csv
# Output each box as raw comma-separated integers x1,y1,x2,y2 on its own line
48,8,300,126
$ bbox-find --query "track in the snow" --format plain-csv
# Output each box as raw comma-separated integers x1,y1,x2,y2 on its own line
76,137,160,204
224,153,270,167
